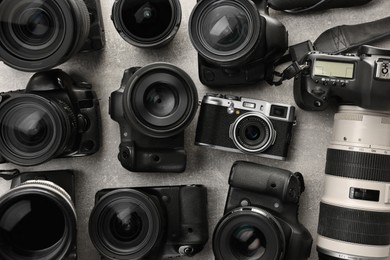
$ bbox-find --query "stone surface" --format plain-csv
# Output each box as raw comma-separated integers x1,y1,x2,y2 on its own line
0,0,390,259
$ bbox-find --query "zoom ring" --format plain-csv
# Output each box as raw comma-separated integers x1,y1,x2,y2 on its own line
318,203,390,245
325,149,390,182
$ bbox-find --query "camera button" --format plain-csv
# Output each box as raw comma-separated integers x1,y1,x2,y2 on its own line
224,95,240,101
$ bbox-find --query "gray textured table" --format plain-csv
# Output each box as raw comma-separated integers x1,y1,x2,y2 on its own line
1,1,390,259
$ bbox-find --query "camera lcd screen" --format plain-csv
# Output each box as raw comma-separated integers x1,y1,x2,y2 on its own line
314,60,354,79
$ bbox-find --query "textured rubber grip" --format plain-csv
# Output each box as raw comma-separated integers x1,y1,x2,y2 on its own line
325,149,390,182
318,203,390,245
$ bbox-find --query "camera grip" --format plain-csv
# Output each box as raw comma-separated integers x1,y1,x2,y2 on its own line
119,142,187,172
293,73,329,111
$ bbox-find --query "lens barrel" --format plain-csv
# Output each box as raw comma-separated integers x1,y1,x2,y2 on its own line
317,106,390,260
112,0,181,48
189,0,262,66
0,180,77,260
0,0,90,71
89,189,164,260
0,94,76,166
213,207,285,260
123,63,198,138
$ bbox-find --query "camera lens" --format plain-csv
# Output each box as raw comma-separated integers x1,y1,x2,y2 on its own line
189,0,261,65
124,63,198,138
0,0,90,71
213,207,285,260
0,181,76,260
112,0,181,48
317,106,390,259
89,189,164,259
0,95,76,166
231,112,275,154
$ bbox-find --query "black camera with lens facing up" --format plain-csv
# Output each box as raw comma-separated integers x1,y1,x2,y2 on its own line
110,63,198,173
213,161,313,260
195,94,296,160
294,45,390,111
112,0,181,48
0,170,77,260
0,69,101,167
189,0,288,87
89,185,209,260
0,0,105,72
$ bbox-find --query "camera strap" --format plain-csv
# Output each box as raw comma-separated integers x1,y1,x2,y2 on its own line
269,16,390,85
0,169,21,181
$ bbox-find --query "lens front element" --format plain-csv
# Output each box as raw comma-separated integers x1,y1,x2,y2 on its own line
230,224,267,259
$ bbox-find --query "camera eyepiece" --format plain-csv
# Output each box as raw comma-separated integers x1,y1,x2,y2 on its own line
123,63,198,138
0,180,77,260
0,0,91,71
89,189,164,260
189,0,262,66
112,0,181,48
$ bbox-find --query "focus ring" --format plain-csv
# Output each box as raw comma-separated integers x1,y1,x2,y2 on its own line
325,149,390,182
318,203,390,245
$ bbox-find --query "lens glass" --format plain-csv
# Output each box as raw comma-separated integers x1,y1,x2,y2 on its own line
0,102,58,156
144,83,178,117
102,200,150,245
199,3,250,54
235,115,272,152
0,194,65,251
230,224,266,259
121,0,173,40
0,0,65,60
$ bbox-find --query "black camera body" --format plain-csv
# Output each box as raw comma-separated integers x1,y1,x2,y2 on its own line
213,161,312,260
81,0,106,51
90,185,209,260
110,64,198,173
190,0,288,87
195,94,295,160
0,170,77,260
294,45,390,111
0,70,101,166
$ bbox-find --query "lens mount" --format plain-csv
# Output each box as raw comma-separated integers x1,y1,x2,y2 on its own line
0,180,77,260
189,0,261,66
230,112,276,154
89,189,164,260
112,0,181,48
0,94,74,166
123,63,198,138
0,0,90,71
213,207,285,260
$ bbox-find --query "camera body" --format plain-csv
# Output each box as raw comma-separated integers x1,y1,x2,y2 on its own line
110,65,198,173
195,94,295,160
0,69,101,165
81,0,106,51
93,185,209,259
214,161,312,260
294,45,390,111
0,170,77,260
194,0,288,87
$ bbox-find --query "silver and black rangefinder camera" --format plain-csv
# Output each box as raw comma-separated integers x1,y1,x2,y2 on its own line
195,94,296,160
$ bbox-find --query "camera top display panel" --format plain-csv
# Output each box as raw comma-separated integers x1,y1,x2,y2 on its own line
202,93,296,123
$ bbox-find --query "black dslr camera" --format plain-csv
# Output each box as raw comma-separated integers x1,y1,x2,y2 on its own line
189,0,288,87
294,45,390,111
213,161,313,260
0,170,77,260
89,185,209,260
110,63,198,173
195,94,296,160
0,0,105,71
0,69,101,166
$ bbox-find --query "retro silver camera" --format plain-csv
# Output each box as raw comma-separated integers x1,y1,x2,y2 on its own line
195,94,296,160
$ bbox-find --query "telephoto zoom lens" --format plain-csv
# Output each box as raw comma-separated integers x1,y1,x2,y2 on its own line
112,0,181,48
0,179,77,260
317,106,390,260
0,0,90,71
